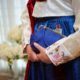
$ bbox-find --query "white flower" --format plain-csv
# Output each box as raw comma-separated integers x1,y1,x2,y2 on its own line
8,25,22,44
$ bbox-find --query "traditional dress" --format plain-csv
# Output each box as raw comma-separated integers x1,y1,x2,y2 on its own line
22,0,80,80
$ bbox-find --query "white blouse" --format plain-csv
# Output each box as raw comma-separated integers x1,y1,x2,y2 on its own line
22,0,80,63
33,0,80,17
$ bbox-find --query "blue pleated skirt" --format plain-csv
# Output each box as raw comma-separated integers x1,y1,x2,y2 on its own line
28,16,80,80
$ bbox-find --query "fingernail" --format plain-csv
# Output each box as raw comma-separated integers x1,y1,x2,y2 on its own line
34,42,37,46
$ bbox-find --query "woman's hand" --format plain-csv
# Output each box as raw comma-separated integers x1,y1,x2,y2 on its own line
26,43,51,64
33,42,71,65
26,44,39,62
26,43,71,65
34,43,52,64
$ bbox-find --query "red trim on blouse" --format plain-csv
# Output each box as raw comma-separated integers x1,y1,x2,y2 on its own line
27,0,46,33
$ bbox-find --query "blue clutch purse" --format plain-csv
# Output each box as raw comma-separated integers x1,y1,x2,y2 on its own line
30,26,64,53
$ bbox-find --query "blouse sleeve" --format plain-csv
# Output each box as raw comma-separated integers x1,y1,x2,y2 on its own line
45,31,80,66
72,0,80,31
21,8,31,53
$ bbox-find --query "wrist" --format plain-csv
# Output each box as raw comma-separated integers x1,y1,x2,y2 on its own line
23,44,30,53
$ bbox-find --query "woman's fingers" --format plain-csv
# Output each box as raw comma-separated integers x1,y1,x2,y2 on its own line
34,42,51,64
28,52,39,62
34,43,45,51
26,43,51,63
26,45,39,62
37,53,51,64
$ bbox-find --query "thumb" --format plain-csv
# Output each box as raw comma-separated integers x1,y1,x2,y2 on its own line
34,42,44,51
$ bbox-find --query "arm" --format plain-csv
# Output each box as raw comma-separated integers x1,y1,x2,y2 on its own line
45,31,80,65
21,0,40,62
72,0,80,31
21,9,39,61
21,8,31,53
22,0,36,53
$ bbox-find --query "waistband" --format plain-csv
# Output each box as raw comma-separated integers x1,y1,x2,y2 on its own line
35,16,75,22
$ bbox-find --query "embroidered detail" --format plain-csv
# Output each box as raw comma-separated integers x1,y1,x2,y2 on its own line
50,49,64,65
47,45,65,65
49,52,54,55
54,24,62,34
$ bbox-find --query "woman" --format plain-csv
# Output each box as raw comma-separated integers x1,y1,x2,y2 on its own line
22,0,80,80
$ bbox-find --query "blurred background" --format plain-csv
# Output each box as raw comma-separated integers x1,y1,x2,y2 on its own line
0,0,28,43
0,0,28,80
